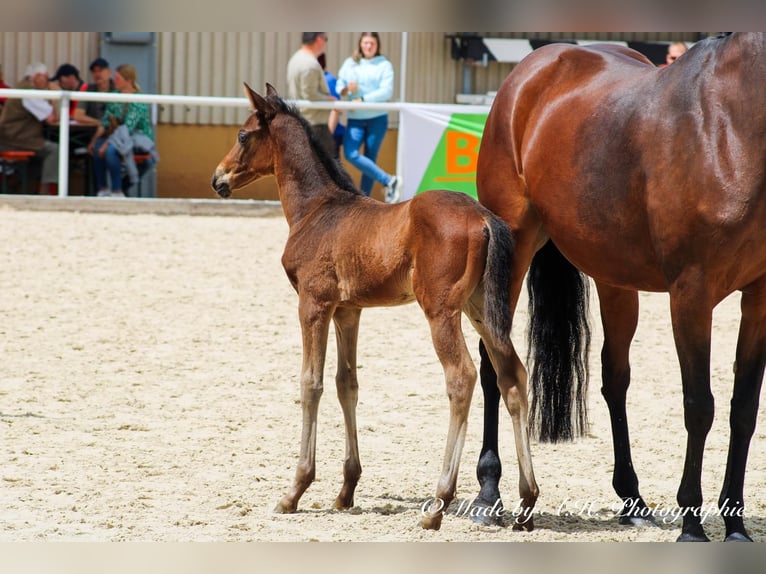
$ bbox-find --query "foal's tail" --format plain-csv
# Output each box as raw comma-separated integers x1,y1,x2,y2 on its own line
481,214,514,350
527,240,591,443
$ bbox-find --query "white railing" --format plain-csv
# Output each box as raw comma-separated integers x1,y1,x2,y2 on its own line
0,88,490,197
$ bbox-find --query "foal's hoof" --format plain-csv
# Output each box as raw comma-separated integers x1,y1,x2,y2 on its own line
274,499,297,514
333,497,354,511
512,516,534,532
420,513,444,530
725,532,753,542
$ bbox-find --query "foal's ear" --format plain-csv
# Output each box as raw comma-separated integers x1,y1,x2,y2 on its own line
243,82,268,113
265,83,279,99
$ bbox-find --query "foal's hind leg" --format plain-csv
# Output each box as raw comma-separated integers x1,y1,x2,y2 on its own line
419,311,478,531
275,296,334,514
595,282,654,526
331,307,363,510
718,281,766,542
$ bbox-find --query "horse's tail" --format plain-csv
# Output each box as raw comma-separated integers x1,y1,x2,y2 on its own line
482,215,514,350
527,240,591,443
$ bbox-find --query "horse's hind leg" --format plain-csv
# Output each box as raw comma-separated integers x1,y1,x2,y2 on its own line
718,280,766,541
331,307,363,510
475,339,504,524
472,323,538,531
419,311,477,531
595,282,654,526
275,297,334,514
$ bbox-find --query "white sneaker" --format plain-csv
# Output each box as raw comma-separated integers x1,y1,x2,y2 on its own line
385,175,401,203
96,189,111,197
111,190,126,198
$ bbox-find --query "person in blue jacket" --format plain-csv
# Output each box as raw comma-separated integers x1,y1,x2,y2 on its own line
335,32,400,202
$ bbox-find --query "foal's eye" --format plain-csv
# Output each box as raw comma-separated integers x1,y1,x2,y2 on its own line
238,130,248,145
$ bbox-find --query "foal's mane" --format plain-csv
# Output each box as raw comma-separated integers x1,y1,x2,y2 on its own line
268,96,361,196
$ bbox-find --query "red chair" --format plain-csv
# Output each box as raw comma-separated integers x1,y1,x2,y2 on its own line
0,150,36,194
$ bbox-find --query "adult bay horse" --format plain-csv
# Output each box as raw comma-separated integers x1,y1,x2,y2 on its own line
211,84,538,530
475,33,766,541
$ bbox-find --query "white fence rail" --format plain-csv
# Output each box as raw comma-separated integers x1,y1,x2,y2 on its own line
0,88,490,197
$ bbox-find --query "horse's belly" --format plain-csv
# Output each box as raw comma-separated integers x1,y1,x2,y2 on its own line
541,211,669,292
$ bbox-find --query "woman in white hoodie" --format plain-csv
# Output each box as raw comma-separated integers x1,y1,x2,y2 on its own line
336,32,400,202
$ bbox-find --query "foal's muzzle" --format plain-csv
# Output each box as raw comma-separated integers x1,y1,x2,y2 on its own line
211,172,231,198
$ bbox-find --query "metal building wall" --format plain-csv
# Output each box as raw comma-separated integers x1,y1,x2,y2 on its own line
1,32,719,127
155,32,407,126
0,32,99,87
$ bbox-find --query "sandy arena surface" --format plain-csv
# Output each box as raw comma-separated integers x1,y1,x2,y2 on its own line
1,204,765,542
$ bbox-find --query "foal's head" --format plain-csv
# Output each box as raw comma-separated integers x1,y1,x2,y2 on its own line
212,82,358,199
212,83,281,198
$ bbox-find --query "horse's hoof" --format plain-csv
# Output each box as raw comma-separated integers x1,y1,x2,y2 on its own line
420,514,443,530
725,532,753,542
619,514,657,527
677,531,710,542
470,511,503,527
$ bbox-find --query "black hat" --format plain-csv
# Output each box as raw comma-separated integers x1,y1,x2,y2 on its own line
89,57,110,71
50,63,80,81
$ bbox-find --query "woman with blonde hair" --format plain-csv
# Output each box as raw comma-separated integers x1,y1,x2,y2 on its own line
88,63,156,197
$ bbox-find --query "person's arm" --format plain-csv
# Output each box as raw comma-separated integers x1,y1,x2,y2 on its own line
71,107,100,126
300,68,334,102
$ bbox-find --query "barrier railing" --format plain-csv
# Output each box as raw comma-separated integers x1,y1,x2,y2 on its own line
0,88,490,197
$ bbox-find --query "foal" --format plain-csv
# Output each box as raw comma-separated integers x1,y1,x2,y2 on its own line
212,84,534,530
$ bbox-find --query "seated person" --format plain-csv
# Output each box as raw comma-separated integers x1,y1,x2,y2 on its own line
80,58,116,123
0,62,59,194
87,64,157,197
49,63,100,126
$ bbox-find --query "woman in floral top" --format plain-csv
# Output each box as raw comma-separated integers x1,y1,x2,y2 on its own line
88,64,154,197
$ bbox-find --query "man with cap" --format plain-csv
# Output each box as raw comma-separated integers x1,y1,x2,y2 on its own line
80,57,115,123
49,63,99,125
0,62,60,193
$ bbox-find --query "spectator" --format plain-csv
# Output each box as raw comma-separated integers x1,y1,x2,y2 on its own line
0,64,10,109
80,58,115,123
317,52,345,158
336,32,400,202
660,42,688,67
88,64,156,198
49,63,100,125
286,32,337,158
0,62,59,194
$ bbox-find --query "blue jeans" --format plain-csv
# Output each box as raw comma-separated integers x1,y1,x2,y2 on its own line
342,114,391,196
93,137,124,192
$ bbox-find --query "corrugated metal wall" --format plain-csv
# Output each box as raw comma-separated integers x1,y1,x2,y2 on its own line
1,32,718,126
0,32,99,90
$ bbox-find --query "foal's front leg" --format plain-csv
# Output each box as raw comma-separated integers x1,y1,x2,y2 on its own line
332,307,363,510
274,296,334,514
